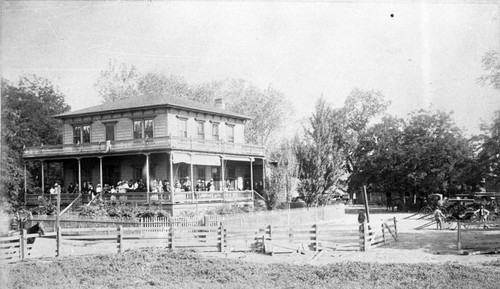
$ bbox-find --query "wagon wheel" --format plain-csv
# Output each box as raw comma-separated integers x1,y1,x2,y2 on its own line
468,215,482,229
444,216,457,230
419,206,433,215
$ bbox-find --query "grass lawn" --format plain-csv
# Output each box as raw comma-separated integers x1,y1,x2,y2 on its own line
4,248,500,289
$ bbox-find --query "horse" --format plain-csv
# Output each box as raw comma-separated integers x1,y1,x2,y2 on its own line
26,222,45,244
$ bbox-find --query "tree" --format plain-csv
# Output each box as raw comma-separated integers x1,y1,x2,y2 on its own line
349,109,475,202
94,59,140,103
137,72,191,99
477,50,500,190
476,111,500,189
264,139,298,209
478,50,500,90
295,98,345,207
1,76,71,205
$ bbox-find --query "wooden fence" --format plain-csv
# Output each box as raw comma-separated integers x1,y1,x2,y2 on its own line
29,204,346,231
261,221,361,255
0,230,47,263
456,221,500,254
360,217,398,251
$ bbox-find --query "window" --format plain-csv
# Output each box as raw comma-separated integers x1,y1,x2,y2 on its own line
144,119,153,139
105,124,115,141
82,125,91,143
227,124,234,143
133,120,142,139
212,123,219,141
196,121,205,139
133,119,154,139
73,124,91,144
73,126,81,144
178,118,187,138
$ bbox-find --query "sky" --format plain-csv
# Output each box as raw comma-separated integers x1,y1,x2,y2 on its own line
2,1,500,136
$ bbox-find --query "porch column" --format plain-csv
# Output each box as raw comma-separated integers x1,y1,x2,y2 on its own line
189,153,194,198
145,153,150,204
77,158,82,193
169,153,174,203
262,158,265,192
24,164,27,205
221,157,225,191
41,160,45,194
250,158,254,192
98,156,103,190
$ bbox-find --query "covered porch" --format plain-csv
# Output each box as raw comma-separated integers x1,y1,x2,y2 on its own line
24,150,265,213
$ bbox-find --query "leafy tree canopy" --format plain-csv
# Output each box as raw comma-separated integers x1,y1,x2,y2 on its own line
1,75,70,205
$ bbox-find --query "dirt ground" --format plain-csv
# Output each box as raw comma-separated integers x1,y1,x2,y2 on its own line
23,205,500,266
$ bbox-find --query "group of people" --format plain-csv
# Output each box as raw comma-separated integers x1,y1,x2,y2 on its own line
433,205,491,230
42,177,224,196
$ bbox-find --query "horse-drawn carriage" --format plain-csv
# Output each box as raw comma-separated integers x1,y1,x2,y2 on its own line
418,192,499,230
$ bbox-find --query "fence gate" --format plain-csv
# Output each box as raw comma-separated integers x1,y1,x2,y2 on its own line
361,217,398,251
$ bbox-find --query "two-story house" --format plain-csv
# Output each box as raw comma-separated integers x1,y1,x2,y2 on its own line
23,94,266,215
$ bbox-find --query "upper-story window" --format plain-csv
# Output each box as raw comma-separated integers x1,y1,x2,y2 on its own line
178,118,187,138
133,119,154,139
212,123,219,141
73,124,91,144
227,124,235,143
104,122,117,141
196,121,205,139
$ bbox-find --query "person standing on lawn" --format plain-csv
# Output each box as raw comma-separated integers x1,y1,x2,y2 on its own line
434,207,446,230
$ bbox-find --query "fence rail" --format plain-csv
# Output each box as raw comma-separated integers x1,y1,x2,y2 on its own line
360,217,398,251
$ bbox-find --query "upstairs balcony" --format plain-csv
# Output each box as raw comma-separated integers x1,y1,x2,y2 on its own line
23,136,265,160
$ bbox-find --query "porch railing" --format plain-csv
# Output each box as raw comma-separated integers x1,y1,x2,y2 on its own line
25,190,254,206
23,136,265,158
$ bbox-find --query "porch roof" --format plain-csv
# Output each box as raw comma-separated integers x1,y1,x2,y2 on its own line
54,93,252,120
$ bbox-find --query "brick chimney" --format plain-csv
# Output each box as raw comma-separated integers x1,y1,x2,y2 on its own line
214,98,225,109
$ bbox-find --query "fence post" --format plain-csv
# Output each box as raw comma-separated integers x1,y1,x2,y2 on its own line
56,226,62,257
457,222,462,251
170,226,175,250
219,222,225,253
363,221,369,251
20,229,27,260
314,223,319,251
382,222,386,245
118,226,123,254
393,217,398,241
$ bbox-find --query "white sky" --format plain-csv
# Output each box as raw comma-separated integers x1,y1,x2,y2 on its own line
2,1,500,136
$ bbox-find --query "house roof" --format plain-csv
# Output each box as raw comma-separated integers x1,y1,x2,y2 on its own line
54,93,252,120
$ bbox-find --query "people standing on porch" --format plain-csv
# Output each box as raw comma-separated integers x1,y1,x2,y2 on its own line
196,180,202,191
207,179,215,191
201,180,206,191
158,179,163,192
174,180,182,192
49,185,56,195
183,179,191,192
54,183,61,195
96,184,102,195
68,183,76,194
151,179,158,192
163,180,170,193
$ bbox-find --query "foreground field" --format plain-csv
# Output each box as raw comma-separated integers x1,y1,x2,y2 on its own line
4,248,500,289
